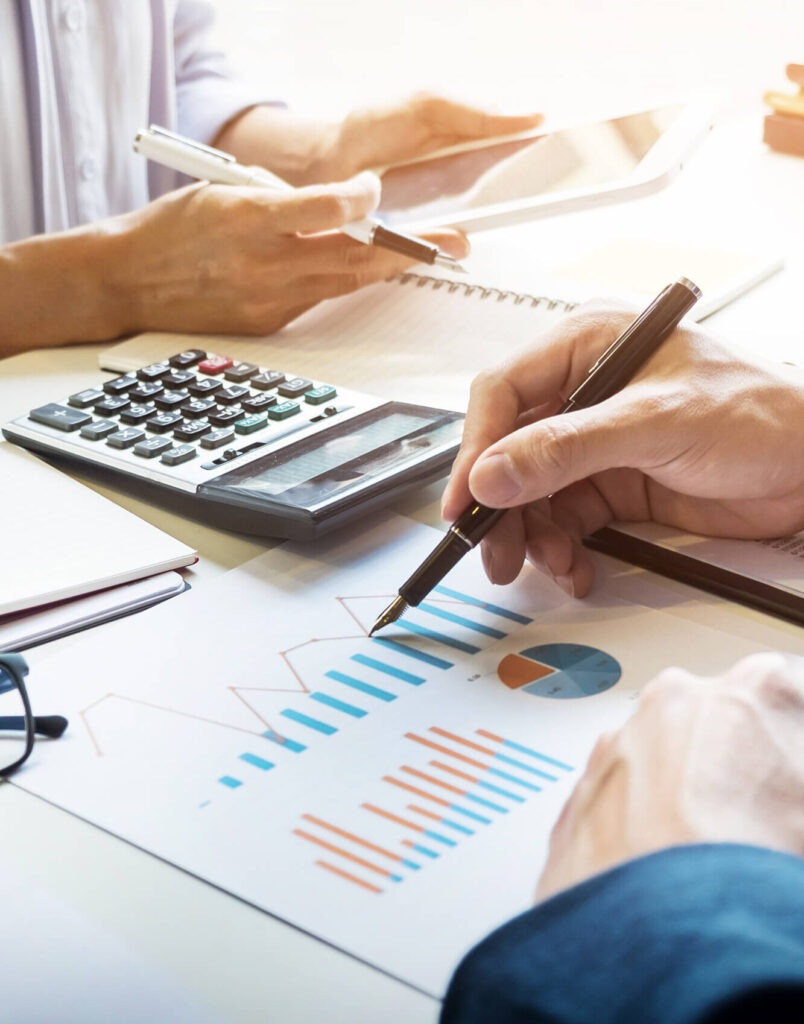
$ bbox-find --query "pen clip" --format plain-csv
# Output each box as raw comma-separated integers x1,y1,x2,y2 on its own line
144,125,237,164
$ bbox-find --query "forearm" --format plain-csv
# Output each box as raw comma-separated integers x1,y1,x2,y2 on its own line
212,106,341,185
0,222,130,357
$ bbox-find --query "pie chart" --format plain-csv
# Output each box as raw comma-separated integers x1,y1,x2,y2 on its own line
497,643,621,699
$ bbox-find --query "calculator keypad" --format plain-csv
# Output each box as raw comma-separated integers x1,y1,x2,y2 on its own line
22,350,352,485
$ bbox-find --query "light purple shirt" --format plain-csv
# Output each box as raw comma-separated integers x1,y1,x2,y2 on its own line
1,0,271,243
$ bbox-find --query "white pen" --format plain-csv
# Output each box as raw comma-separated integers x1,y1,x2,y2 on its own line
133,125,466,273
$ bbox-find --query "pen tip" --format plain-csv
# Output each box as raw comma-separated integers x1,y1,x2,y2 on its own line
434,253,468,274
369,595,408,636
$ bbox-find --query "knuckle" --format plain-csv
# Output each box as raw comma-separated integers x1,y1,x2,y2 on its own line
525,420,579,477
732,653,804,709
642,666,693,702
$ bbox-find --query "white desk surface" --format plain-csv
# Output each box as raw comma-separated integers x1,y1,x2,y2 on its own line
3,5,804,1017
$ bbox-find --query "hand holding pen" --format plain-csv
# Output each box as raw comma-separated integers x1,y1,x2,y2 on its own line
372,280,703,633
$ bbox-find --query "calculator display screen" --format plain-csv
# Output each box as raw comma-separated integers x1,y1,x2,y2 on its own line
201,403,462,512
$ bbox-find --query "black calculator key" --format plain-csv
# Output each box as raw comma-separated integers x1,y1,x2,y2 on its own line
133,436,173,459
173,419,212,442
251,370,285,390
154,389,189,409
146,410,183,433
242,393,277,413
102,375,137,395
277,377,313,398
68,388,104,409
181,396,217,418
161,444,196,466
224,361,259,383
217,384,250,405
107,427,146,449
169,349,206,368
29,403,91,431
137,362,170,381
200,427,236,449
128,381,164,401
207,406,242,427
188,377,222,396
80,418,118,440
119,402,157,424
93,394,131,416
162,369,195,389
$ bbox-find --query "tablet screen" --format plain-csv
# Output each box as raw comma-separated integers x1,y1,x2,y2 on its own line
377,104,684,226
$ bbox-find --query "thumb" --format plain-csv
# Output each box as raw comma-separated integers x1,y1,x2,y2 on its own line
467,397,654,507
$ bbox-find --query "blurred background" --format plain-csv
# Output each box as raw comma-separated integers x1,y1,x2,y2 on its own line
208,0,801,122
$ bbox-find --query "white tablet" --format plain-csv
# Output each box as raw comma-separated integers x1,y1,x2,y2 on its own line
376,100,716,233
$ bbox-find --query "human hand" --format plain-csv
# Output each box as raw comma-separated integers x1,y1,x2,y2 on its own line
441,302,804,596
112,172,468,336
319,94,543,180
536,652,804,902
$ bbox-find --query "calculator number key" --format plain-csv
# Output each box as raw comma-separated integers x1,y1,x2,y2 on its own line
119,402,157,424
93,394,130,415
181,396,217,418
161,369,196,389
188,377,222,396
128,381,164,402
137,362,170,381
154,389,189,409
146,410,183,433
169,349,206,368
161,444,197,466
133,436,174,459
29,404,92,431
277,377,312,398
217,384,250,405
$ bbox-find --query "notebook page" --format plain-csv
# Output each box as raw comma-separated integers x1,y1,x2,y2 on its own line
101,274,574,411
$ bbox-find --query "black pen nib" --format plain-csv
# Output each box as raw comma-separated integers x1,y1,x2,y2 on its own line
369,595,408,636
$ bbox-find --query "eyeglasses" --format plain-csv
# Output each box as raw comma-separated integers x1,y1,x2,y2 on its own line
0,653,68,777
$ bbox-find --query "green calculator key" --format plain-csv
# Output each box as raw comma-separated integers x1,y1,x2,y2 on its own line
268,401,301,420
304,385,337,405
235,413,268,435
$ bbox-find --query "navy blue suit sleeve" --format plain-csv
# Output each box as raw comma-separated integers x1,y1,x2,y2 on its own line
441,844,804,1024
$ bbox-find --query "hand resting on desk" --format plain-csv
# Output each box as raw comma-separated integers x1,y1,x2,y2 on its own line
441,301,804,596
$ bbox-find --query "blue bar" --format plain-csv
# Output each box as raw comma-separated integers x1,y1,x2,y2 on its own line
310,692,367,718
418,602,507,639
477,779,525,803
219,776,242,789
239,752,274,771
433,585,533,624
487,766,543,793
371,636,453,670
448,803,490,825
389,874,403,883
494,751,557,781
463,791,507,814
423,829,457,847
395,619,480,655
401,858,421,871
351,653,425,686
436,815,475,835
409,843,439,859
263,731,306,753
325,669,396,702
501,738,573,772
281,708,337,735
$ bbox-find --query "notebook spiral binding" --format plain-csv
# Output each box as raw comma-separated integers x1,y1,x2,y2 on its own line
396,272,578,312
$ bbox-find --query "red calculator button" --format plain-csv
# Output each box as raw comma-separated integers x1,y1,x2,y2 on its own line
198,355,233,375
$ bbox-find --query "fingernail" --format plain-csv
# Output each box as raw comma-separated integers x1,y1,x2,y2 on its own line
555,574,575,598
471,453,521,504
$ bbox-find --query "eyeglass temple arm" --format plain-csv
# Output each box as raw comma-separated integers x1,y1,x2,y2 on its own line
0,715,68,738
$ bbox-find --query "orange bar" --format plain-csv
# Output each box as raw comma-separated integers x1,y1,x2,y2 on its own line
294,829,395,879
384,775,450,807
430,727,495,756
363,802,425,833
402,765,465,797
302,814,404,864
405,732,488,770
476,729,504,744
408,804,442,822
316,859,382,894
430,760,479,785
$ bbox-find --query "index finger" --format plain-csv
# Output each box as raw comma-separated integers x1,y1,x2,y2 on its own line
441,304,631,519
245,171,382,235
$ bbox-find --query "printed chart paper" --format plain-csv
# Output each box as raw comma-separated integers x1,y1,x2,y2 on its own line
13,517,801,996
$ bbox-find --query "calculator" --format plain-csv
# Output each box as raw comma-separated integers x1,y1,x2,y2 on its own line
2,349,463,540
